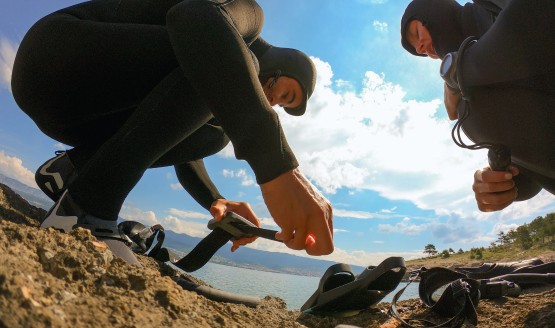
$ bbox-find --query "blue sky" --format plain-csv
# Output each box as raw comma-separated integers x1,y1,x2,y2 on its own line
1,0,554,266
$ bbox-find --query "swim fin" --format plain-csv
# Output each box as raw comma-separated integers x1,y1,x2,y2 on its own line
455,258,551,279
301,257,406,316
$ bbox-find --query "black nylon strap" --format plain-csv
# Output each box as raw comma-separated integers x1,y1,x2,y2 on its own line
388,269,478,328
119,212,281,272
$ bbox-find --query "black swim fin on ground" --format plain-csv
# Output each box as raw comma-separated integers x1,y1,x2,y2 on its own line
455,258,553,279
301,257,406,316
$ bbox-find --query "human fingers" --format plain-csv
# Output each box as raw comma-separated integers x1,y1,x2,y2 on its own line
230,236,257,252
509,166,519,176
475,168,513,183
284,225,308,251
276,227,295,245
304,221,334,255
209,199,227,221
225,201,261,227
475,188,517,212
473,179,515,194
476,196,515,212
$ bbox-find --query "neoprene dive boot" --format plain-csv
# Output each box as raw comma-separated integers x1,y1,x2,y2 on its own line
35,151,77,201
41,190,140,266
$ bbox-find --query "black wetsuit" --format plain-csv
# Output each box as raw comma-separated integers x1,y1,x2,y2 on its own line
402,0,555,200
11,0,297,219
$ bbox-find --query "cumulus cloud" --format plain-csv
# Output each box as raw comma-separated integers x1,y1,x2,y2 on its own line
378,217,427,235
168,208,212,220
222,169,255,186
170,182,183,190
334,208,405,220
120,205,211,238
373,20,388,32
259,217,279,228
0,38,17,92
245,236,423,266
119,205,160,227
0,150,36,188
161,215,210,237
272,57,555,220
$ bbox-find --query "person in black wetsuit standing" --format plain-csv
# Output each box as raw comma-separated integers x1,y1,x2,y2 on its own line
11,0,334,264
400,0,555,212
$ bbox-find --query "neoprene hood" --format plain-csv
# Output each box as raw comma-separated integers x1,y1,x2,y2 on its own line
258,46,316,116
401,0,465,59
400,0,495,59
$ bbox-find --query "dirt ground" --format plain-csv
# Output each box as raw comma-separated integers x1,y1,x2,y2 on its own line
1,183,554,328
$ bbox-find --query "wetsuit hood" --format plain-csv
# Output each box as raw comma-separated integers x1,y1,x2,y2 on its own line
258,46,316,116
400,0,495,59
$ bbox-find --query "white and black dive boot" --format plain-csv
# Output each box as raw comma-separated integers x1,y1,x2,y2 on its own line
41,190,141,266
35,151,77,201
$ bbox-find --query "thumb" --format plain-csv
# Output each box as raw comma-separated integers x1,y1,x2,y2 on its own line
275,228,294,243
210,205,226,221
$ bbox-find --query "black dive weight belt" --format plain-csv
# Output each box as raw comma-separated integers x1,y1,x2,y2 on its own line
118,211,280,272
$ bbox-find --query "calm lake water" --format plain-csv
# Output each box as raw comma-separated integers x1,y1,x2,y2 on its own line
175,262,419,310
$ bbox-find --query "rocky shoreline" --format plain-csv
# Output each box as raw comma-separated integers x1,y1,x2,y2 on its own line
1,183,554,327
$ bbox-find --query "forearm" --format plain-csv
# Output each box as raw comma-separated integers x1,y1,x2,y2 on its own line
166,0,297,184
175,160,224,210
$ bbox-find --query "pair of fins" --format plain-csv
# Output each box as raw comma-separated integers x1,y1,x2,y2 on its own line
301,257,406,316
455,258,555,279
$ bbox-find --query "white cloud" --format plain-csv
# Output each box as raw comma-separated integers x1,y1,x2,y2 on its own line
119,205,160,227
381,206,397,213
334,208,405,220
491,222,519,235
222,168,255,186
274,57,555,221
238,235,423,267
378,217,427,235
0,38,17,92
0,150,36,188
372,20,388,32
334,208,378,219
161,215,209,237
168,208,212,220
120,205,211,238
170,182,183,190
260,216,279,228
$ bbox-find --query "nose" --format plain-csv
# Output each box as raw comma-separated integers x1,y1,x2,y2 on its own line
415,41,426,55
267,94,277,106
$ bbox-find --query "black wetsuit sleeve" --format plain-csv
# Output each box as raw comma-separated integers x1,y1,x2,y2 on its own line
166,0,298,184
513,165,543,202
175,160,224,211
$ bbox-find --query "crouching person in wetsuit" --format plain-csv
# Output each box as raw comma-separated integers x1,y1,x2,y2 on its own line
400,0,555,212
11,0,334,265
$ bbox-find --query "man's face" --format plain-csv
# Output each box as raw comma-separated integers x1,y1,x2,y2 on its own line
406,20,439,59
262,75,303,110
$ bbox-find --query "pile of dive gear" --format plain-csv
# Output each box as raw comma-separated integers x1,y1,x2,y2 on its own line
388,259,555,327
118,213,555,326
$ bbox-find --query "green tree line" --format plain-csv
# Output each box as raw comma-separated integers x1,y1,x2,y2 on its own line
423,212,555,259
492,212,555,250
